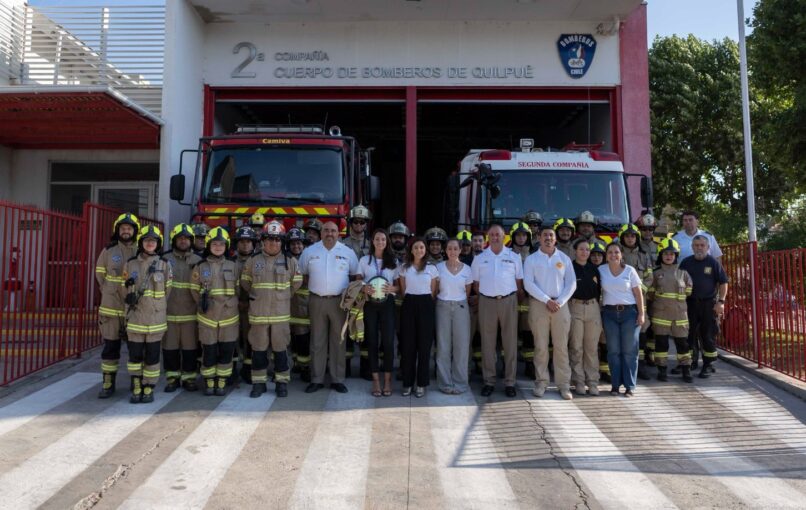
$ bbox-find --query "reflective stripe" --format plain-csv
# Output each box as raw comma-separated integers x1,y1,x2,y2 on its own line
189,284,202,292
167,315,196,323
651,318,672,326
201,367,216,377
216,367,233,377
656,292,687,301
290,317,311,325
105,275,125,283
248,315,291,324
703,350,718,359
127,362,143,372
165,371,180,378
143,369,161,378
252,374,268,383
209,289,236,296
252,282,292,290
141,290,166,298
128,323,168,334
180,372,197,381
241,274,253,282
274,372,290,383
101,361,119,373
295,288,310,296
99,306,124,317
654,352,669,359
96,266,107,273
517,305,530,312
197,314,240,328
170,282,195,289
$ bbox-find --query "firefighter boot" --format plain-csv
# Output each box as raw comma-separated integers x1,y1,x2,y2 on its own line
276,382,288,398
129,376,143,404
239,364,253,385
164,377,180,393
250,382,267,398
141,384,155,404
227,361,239,386
215,377,227,396
670,366,682,375
98,373,116,399
637,360,650,381
681,365,693,383
698,361,712,379
203,378,215,396
300,365,311,383
656,365,668,382
182,378,198,392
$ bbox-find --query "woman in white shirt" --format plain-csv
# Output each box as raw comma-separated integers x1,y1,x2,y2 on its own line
598,242,645,397
435,239,473,394
358,229,399,398
399,237,439,397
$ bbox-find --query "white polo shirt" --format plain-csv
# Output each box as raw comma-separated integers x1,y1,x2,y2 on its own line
673,229,722,261
471,246,523,297
299,240,359,297
523,248,576,306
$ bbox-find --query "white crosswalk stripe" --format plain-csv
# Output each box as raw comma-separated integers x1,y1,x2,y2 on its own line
288,381,375,510
0,372,97,438
0,390,180,509
628,387,805,508
118,391,276,510
530,394,679,510
426,390,519,509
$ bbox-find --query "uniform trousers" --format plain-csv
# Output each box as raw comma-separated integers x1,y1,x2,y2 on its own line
309,294,347,384
435,299,471,393
569,300,602,387
529,298,572,389
364,296,396,374
479,293,518,387
687,298,719,364
400,294,435,388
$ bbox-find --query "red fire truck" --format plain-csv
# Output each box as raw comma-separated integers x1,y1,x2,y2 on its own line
169,125,378,232
447,140,652,237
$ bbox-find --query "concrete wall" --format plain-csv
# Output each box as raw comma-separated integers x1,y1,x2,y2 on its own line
159,0,205,226
7,149,159,208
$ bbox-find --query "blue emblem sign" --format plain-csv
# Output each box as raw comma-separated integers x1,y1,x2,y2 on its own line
557,34,597,79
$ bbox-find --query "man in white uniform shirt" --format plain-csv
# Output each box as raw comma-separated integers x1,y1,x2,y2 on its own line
672,210,722,262
523,226,577,400
299,221,360,393
471,224,524,398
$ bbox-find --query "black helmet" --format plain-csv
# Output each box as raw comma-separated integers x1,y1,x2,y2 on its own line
234,225,259,243
287,227,305,242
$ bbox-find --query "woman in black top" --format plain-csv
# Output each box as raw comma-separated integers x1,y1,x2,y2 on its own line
568,238,603,396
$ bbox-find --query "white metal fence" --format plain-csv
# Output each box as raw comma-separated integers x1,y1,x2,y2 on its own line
0,4,164,115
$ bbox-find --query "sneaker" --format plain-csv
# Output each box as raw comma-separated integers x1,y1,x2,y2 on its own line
624,389,635,397
402,386,412,396
588,384,600,396
574,382,587,396
532,384,546,398
559,388,574,400
415,386,425,398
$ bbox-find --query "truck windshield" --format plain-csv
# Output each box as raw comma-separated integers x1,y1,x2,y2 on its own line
201,146,344,204
485,170,630,228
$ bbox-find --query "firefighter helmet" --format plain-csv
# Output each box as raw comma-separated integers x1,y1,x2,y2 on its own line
192,223,210,238
205,226,230,249
523,211,543,225
287,227,305,242
170,223,194,245
348,205,372,222
590,240,607,255
388,220,411,238
636,213,658,228
424,226,448,243
234,225,259,243
249,212,265,228
658,238,681,254
262,220,286,239
576,210,597,225
618,223,641,240
510,222,532,245
456,230,473,245
137,225,163,252
113,213,140,235
303,218,323,233
553,218,576,233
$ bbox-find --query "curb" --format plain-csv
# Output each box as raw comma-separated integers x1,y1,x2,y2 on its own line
718,349,806,402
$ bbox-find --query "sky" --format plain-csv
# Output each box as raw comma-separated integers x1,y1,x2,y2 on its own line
646,0,759,45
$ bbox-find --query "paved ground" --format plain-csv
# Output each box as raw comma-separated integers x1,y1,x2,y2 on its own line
0,352,805,510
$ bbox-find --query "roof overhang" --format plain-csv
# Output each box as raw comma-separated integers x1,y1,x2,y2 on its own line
0,86,162,150
191,0,644,23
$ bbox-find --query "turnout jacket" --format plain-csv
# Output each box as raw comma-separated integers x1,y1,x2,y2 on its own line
240,252,302,325
621,244,654,293
121,252,173,334
648,264,693,335
190,255,241,329
95,241,137,318
162,250,202,323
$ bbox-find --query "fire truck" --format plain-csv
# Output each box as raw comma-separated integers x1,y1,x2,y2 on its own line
169,125,378,232
447,140,652,237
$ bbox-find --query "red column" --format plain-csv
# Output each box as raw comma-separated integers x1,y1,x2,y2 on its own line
203,84,214,137
405,86,417,231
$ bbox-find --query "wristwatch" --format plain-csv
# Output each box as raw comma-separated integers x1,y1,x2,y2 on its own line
717,299,725,304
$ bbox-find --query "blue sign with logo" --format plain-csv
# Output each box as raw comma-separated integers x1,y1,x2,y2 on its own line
557,34,597,79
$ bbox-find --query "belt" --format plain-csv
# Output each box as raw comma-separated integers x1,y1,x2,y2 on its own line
603,304,636,311
480,292,515,300
571,298,598,305
311,293,341,298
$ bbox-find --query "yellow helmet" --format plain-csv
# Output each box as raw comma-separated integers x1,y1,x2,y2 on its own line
137,225,163,252
618,223,641,239
590,240,606,254
553,218,575,233
205,226,231,249
170,223,194,243
510,221,530,235
658,238,681,254
249,212,265,227
113,212,140,235
456,230,473,244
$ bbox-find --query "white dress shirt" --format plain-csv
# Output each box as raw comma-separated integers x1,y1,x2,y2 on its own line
436,262,473,301
298,241,359,296
673,229,722,261
400,264,439,295
471,246,523,297
523,248,576,306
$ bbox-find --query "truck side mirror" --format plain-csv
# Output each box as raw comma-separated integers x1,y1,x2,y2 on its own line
170,174,186,201
640,176,653,209
369,175,381,201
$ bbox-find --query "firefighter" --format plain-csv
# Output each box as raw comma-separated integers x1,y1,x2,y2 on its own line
121,225,172,403
233,225,260,384
241,221,303,397
248,212,265,239
523,211,543,251
96,213,140,399
553,218,576,258
456,230,474,265
191,222,210,255
304,218,323,245
589,241,611,383
471,231,486,256
424,226,448,263
287,227,312,382
388,220,411,264
162,223,202,392
342,205,372,259
510,222,536,379
648,238,694,383
619,223,655,380
637,213,659,255
576,211,609,245
190,227,240,396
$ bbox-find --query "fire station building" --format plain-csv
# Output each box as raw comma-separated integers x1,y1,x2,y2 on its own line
0,0,650,231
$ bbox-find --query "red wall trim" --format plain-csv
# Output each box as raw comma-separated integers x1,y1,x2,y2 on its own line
405,86,417,231
203,84,215,137
212,87,407,102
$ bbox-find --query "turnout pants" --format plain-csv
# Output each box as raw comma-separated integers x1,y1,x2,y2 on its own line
199,322,238,381
654,335,691,366
249,322,291,384
127,333,163,385
687,298,719,365
163,321,199,382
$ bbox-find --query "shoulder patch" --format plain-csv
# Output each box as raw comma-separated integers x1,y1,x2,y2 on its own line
111,254,122,264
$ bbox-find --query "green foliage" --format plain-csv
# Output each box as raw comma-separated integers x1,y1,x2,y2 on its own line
762,198,806,250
